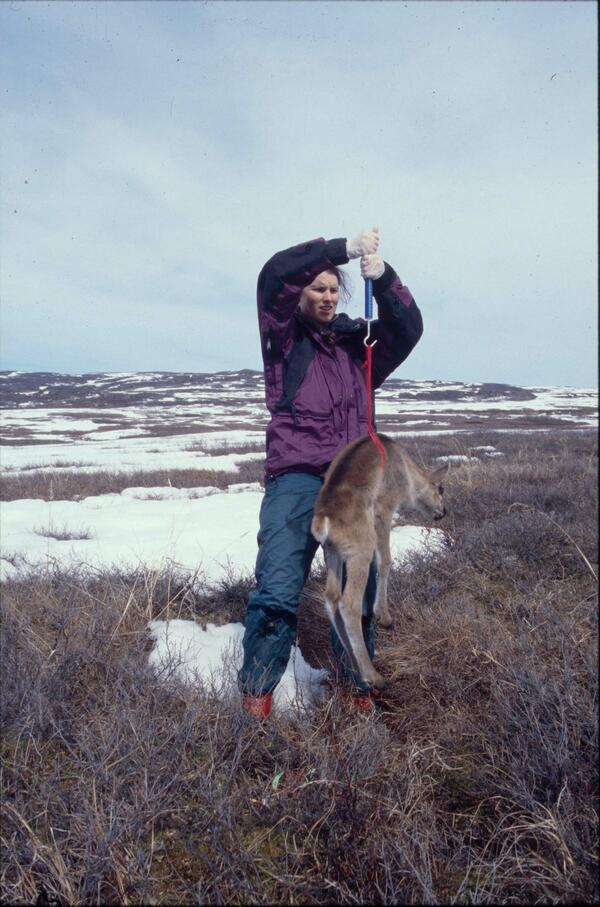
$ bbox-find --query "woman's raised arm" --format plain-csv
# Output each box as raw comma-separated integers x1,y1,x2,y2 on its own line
368,262,424,388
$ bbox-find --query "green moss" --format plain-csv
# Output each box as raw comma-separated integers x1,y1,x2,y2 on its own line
238,825,285,859
439,764,485,813
436,868,486,904
0,737,19,762
150,828,209,887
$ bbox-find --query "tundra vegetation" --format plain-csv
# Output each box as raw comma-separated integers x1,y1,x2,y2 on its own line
1,430,597,904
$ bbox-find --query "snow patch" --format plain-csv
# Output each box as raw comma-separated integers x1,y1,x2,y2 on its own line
1,487,446,584
148,619,327,712
435,454,479,464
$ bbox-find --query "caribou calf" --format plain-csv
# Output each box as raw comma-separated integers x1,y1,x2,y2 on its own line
311,434,447,690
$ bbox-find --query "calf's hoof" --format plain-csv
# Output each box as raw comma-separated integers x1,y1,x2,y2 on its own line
376,608,394,628
367,672,388,691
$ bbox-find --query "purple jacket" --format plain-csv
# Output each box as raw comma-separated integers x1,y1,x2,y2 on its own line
257,237,423,478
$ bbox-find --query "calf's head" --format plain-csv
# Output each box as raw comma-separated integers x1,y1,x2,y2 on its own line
412,464,448,521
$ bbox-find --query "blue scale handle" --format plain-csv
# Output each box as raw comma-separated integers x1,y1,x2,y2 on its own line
364,277,373,320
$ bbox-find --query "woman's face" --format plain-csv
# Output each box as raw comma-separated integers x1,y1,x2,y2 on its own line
299,270,340,324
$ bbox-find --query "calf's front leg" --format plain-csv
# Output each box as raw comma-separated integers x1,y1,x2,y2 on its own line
373,514,394,628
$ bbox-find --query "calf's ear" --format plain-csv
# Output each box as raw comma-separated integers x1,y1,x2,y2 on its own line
429,463,449,483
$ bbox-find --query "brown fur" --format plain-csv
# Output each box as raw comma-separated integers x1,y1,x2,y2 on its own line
311,434,447,689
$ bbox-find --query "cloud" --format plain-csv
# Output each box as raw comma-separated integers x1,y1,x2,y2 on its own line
1,0,596,384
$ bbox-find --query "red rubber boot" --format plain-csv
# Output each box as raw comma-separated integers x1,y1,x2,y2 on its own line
352,692,375,713
340,690,376,713
242,692,273,718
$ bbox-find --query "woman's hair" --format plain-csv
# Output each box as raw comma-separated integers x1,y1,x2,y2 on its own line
326,266,352,306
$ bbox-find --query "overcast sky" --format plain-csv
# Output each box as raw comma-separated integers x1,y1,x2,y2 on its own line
1,0,597,386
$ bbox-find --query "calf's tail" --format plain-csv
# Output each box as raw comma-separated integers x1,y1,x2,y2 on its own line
310,513,330,545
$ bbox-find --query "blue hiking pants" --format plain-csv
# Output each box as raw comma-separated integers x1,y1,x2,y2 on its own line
239,471,377,696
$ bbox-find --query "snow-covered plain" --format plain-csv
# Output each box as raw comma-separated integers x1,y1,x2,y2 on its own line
0,484,446,583
1,379,596,474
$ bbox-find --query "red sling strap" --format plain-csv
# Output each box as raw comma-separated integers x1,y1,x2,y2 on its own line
362,341,388,466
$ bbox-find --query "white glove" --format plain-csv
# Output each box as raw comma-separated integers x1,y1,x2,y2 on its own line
360,254,385,280
346,226,380,260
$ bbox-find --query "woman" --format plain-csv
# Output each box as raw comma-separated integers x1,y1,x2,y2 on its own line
239,227,423,717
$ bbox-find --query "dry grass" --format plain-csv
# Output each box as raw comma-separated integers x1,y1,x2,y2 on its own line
32,523,95,542
1,430,597,904
183,442,265,456
0,459,265,502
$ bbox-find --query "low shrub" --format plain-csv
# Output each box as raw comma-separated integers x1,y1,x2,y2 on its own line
1,430,597,903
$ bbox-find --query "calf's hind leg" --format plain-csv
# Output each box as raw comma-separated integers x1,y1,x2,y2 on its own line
337,551,387,690
322,545,362,679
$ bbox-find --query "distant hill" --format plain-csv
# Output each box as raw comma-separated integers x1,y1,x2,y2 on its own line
0,371,541,409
